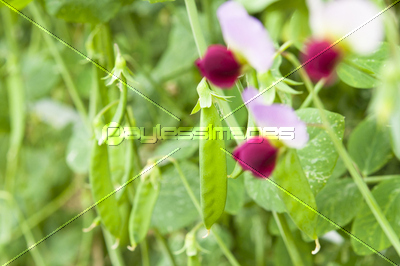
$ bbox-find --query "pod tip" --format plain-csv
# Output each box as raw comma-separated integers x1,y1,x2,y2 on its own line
311,238,321,255
202,230,210,239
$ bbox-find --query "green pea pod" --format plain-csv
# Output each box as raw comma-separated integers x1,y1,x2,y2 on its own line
100,75,127,144
89,140,121,237
199,104,227,230
128,166,161,250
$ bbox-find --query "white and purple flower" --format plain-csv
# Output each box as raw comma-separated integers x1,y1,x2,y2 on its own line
233,87,309,178
302,0,384,83
196,1,275,88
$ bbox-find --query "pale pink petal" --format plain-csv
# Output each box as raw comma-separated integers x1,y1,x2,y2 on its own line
307,0,384,54
217,1,275,73
242,88,309,149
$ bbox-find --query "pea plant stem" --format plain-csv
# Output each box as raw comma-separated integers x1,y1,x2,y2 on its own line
299,79,324,109
2,8,26,193
364,175,400,184
184,0,242,135
141,239,151,266
284,52,400,257
154,228,177,266
272,212,304,266
29,3,89,125
167,159,241,266
0,192,46,266
102,228,125,266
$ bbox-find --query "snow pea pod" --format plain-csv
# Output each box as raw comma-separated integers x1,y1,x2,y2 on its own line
199,104,227,230
128,164,161,250
89,140,121,237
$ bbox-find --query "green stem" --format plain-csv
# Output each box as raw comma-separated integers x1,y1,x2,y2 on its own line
140,240,150,266
167,159,241,265
203,0,216,43
184,0,242,138
29,3,88,125
2,8,25,193
211,228,241,266
11,179,78,240
154,228,177,266
285,52,400,257
300,79,324,109
102,228,125,266
184,0,207,56
76,190,95,266
272,212,304,266
0,192,46,266
364,175,400,184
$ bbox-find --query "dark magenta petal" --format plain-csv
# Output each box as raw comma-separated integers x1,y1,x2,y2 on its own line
301,39,342,84
195,45,241,88
232,137,278,178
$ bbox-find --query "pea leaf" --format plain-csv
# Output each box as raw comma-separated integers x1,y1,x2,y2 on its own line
244,172,286,213
315,179,363,236
3,0,33,10
151,161,200,234
234,0,278,13
296,108,345,194
337,43,389,89
273,149,318,239
225,178,245,215
44,0,124,24
66,122,91,174
390,104,400,161
351,178,400,255
144,0,175,3
348,117,393,176
289,8,311,50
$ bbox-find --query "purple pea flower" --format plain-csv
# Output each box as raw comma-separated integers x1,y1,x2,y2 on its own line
232,87,309,178
233,136,278,178
242,87,309,149
302,0,383,83
195,1,275,88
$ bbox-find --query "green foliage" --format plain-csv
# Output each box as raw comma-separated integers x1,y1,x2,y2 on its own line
348,117,393,176
337,43,389,89
315,179,363,236
273,149,318,239
2,0,400,265
296,108,345,194
351,179,400,255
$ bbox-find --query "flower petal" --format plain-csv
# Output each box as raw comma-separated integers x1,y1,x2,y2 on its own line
195,45,241,88
217,1,275,73
233,137,278,178
307,0,383,54
242,87,308,149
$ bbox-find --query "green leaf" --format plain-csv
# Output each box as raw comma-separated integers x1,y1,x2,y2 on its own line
144,0,175,3
153,140,198,162
390,104,400,161
44,0,124,24
348,117,393,176
244,172,286,213
296,108,345,194
315,179,363,236
151,161,200,234
273,149,318,239
3,0,33,10
225,178,245,215
337,43,389,89
66,122,91,174
234,0,278,13
289,9,311,50
351,178,400,255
